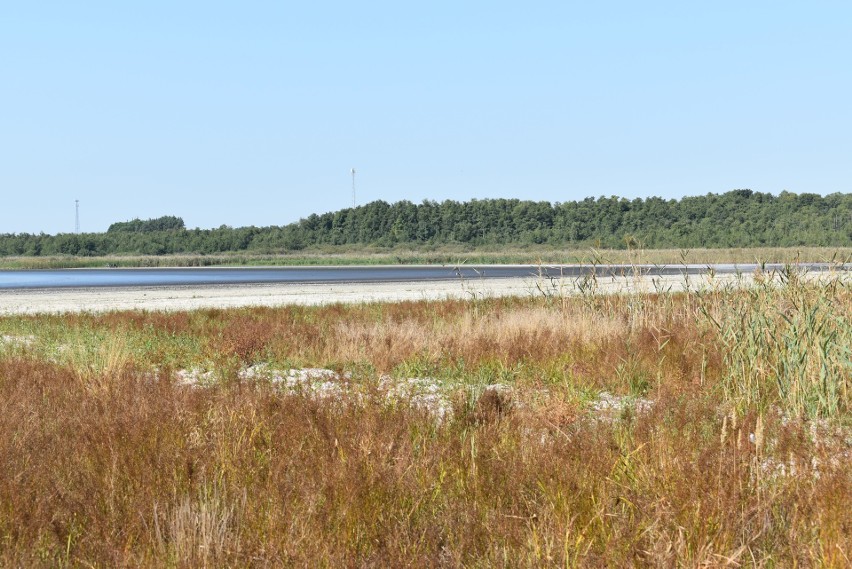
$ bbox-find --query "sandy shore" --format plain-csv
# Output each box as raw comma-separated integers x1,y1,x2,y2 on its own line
0,272,784,315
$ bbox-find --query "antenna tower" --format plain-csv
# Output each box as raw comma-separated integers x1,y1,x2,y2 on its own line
75,200,80,234
350,168,356,208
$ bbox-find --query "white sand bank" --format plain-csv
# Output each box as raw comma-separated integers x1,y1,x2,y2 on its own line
0,272,806,315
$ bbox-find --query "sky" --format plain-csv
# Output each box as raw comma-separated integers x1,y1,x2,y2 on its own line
1,1,850,234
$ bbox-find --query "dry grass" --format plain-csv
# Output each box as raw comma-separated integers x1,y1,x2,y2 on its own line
0,272,850,566
1,245,850,269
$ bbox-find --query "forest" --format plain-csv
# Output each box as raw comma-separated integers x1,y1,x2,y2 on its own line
1,190,850,257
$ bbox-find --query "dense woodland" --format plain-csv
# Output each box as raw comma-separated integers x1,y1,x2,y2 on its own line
2,190,851,257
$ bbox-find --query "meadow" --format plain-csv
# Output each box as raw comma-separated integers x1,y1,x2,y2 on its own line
0,266,849,566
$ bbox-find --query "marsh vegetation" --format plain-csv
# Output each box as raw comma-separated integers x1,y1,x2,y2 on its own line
0,267,849,566
0,245,850,270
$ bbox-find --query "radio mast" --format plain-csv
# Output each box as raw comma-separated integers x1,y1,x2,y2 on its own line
75,200,80,233
350,168,356,208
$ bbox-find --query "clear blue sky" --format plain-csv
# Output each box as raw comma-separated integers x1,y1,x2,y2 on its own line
2,1,850,234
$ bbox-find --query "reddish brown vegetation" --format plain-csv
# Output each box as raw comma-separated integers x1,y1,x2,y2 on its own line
0,289,849,566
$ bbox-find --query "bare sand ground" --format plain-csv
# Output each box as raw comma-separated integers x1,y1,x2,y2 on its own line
0,273,785,315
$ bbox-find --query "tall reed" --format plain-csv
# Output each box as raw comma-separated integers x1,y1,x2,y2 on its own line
698,267,851,419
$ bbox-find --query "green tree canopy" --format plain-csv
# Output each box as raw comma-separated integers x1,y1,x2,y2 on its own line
1,191,850,257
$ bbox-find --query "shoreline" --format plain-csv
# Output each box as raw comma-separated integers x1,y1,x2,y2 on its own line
0,279,519,314
0,272,792,315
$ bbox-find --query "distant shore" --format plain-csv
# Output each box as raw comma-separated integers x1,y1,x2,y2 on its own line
0,246,849,270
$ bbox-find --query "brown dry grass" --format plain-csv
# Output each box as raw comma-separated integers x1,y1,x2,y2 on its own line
0,279,850,566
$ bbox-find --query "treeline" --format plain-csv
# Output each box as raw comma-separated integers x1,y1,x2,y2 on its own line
1,190,851,257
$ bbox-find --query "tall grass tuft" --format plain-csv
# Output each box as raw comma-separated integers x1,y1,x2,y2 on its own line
699,267,851,419
154,480,246,566
66,331,134,394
